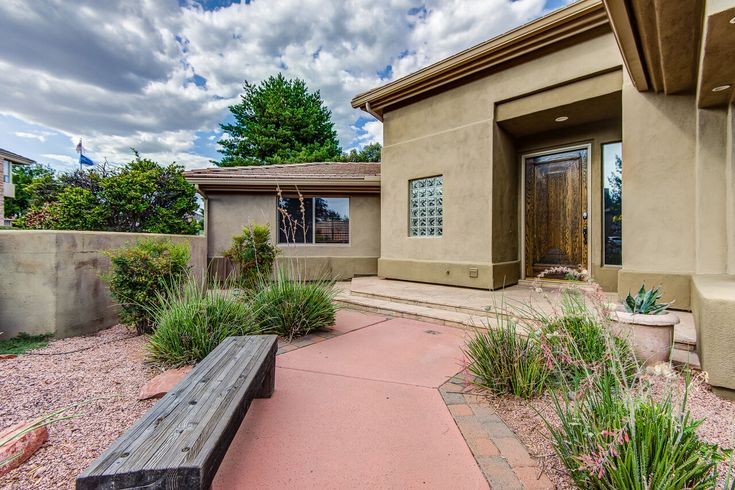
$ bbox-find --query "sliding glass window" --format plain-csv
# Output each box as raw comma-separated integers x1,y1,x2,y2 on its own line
602,142,622,266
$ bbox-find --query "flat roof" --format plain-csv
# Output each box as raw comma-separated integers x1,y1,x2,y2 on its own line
0,148,35,165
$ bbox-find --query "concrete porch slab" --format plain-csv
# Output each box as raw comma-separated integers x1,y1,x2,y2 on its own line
213,316,489,489
277,318,469,388
337,277,698,357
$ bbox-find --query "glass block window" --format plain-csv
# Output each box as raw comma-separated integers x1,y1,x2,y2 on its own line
409,175,443,237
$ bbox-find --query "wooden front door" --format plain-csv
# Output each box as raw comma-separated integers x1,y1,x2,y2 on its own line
524,149,588,278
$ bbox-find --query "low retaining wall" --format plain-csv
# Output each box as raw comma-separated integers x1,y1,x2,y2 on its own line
692,274,735,396
0,230,206,339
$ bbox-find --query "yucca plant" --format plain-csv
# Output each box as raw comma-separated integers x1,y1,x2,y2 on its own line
624,285,673,315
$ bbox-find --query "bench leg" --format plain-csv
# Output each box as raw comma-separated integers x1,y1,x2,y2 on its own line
257,351,276,398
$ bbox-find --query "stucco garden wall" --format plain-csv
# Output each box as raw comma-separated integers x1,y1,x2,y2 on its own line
205,192,380,280
380,32,623,288
0,230,206,339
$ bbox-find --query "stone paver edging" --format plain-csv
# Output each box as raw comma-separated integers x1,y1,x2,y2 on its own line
439,377,554,490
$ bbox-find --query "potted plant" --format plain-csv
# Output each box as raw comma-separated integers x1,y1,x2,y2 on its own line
609,285,678,365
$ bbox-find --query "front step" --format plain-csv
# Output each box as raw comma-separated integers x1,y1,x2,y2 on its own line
336,290,700,369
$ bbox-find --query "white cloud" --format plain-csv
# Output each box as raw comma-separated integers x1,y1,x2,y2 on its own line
0,0,556,170
15,131,50,142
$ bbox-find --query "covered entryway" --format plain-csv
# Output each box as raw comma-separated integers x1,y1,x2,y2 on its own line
523,148,588,278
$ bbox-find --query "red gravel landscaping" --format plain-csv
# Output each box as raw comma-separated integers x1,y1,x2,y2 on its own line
0,325,157,490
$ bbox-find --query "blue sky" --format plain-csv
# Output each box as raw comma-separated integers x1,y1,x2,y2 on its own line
0,0,571,172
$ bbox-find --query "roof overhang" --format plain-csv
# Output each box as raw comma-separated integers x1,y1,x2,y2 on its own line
351,0,609,119
603,0,705,95
697,5,735,108
0,149,35,165
186,177,381,195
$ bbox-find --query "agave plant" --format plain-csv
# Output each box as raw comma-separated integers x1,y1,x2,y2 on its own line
624,285,673,315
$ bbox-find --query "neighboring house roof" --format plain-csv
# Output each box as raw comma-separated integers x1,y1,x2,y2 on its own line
351,0,609,119
0,148,35,165
184,162,381,194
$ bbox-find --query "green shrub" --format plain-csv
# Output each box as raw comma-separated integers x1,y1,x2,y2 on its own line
147,275,260,366
465,316,551,399
223,224,279,288
547,378,727,489
0,332,53,355
102,238,190,334
249,270,337,339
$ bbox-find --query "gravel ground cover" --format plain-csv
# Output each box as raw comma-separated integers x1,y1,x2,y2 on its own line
0,325,156,489
487,370,735,489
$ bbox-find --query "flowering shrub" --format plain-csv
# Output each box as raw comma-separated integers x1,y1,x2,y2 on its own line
537,265,589,282
548,374,728,489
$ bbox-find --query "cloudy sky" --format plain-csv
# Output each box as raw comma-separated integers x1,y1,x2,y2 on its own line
0,0,570,172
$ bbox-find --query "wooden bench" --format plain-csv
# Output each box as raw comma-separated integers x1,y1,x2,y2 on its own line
77,335,277,490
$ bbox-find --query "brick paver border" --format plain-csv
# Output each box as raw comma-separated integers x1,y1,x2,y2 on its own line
439,376,554,490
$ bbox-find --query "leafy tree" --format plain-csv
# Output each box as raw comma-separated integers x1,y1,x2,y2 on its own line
15,156,200,234
340,142,381,162
4,163,55,218
52,187,108,231
217,74,341,166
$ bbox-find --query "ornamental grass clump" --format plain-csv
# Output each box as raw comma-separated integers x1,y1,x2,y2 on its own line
147,275,260,366
464,315,551,399
249,269,337,340
547,373,728,489
102,238,190,334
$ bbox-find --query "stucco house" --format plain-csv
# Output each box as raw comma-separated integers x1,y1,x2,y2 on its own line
184,163,381,280
186,0,735,394
1,148,35,226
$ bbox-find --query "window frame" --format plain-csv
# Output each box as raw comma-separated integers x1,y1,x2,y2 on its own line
408,175,443,238
276,196,351,246
601,141,623,267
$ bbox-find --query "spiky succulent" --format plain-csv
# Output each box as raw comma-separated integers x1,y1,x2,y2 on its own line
624,285,673,315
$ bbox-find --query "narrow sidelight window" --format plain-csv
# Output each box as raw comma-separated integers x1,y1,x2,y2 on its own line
602,142,622,266
277,197,349,244
409,175,443,237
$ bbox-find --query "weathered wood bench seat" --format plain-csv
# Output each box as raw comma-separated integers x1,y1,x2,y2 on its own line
77,335,277,490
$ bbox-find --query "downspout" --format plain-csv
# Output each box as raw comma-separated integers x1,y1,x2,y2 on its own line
364,101,383,122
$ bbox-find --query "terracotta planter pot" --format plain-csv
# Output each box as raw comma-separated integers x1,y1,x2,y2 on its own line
609,307,679,366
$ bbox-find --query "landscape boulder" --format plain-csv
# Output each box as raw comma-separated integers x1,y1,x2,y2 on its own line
0,422,49,476
138,366,193,400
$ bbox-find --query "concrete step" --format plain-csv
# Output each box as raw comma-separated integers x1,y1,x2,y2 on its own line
344,288,695,352
336,291,700,369
335,292,488,331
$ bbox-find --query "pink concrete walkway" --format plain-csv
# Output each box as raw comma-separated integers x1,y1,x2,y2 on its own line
213,311,488,489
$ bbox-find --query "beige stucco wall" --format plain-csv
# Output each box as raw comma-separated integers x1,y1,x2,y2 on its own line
206,191,380,280
380,32,624,288
692,274,735,394
617,74,734,308
0,230,206,339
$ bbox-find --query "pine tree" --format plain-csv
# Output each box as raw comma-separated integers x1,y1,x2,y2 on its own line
217,74,341,166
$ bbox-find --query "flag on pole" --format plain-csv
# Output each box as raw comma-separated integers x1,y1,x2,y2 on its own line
79,154,94,166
